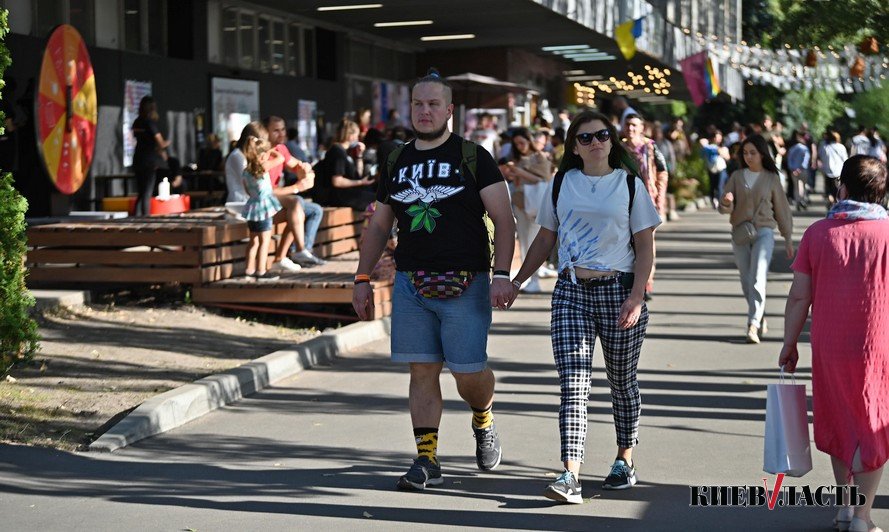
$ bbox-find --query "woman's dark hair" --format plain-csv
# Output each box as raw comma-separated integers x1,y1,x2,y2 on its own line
509,127,538,160
558,110,637,175
867,127,880,148
840,155,887,204
738,134,780,174
138,96,158,121
410,68,453,104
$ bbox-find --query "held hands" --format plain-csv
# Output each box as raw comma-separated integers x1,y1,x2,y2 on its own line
618,295,644,329
352,283,374,321
778,343,799,373
490,278,514,310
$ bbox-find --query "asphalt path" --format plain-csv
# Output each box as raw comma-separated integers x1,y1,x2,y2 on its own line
2,206,887,531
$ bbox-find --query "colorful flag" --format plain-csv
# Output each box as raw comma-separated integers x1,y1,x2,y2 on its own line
615,17,644,60
705,56,721,98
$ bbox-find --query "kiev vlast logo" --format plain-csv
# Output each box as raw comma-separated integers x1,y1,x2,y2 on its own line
690,474,867,510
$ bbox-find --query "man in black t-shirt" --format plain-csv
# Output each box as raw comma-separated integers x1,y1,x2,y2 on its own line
352,70,516,491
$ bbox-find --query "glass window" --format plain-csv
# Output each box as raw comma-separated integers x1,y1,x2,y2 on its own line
68,0,94,44
287,23,301,76
271,21,285,74
302,27,315,78
146,0,165,55
239,11,255,69
35,0,65,38
222,7,238,66
257,16,270,72
123,0,141,51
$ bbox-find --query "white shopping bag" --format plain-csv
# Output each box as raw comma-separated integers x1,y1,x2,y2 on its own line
763,368,813,477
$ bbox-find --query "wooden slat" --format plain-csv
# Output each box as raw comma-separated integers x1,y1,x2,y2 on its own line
314,222,361,244
192,286,354,304
201,244,247,264
28,266,201,284
28,230,202,247
27,249,202,266
319,207,364,227
313,238,359,257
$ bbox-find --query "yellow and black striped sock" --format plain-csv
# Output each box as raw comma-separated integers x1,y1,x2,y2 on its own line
413,427,438,464
471,405,494,429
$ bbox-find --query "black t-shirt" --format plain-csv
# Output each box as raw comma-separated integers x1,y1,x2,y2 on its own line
132,117,163,168
377,134,503,271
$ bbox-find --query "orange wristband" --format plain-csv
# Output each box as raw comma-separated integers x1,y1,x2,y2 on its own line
354,274,371,282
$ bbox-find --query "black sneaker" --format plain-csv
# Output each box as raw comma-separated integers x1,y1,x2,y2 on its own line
472,424,502,471
396,456,443,491
544,470,583,504
602,458,637,490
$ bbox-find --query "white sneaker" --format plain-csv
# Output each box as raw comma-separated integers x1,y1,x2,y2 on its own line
292,249,327,267
537,266,558,279
746,324,760,344
270,257,301,273
521,277,542,293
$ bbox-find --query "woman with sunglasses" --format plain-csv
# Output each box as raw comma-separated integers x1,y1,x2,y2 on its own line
508,110,661,503
718,134,794,344
780,156,888,532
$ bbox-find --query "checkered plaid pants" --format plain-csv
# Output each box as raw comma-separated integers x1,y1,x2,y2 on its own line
551,278,649,463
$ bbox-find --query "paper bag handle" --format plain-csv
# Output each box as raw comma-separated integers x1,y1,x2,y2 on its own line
779,365,796,385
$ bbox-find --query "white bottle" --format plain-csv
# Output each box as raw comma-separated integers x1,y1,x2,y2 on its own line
157,177,171,200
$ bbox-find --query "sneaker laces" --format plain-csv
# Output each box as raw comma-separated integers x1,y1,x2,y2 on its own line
555,470,575,484
609,461,629,477
474,427,496,450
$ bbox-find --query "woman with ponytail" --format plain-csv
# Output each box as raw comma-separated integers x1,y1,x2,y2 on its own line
508,110,661,503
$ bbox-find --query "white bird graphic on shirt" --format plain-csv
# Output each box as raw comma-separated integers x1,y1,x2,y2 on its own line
389,175,464,204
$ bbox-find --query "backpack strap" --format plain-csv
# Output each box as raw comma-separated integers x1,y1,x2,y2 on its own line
551,170,566,217
627,173,636,253
461,138,478,182
381,142,409,202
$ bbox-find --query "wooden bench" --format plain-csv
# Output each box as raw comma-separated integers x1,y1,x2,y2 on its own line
26,211,248,285
268,206,367,259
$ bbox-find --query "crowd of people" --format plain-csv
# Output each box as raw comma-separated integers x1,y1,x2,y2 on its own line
135,75,888,531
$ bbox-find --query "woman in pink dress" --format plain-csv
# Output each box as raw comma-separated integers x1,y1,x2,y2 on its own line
780,155,889,532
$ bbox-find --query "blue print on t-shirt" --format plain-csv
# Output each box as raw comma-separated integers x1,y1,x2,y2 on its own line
558,208,603,269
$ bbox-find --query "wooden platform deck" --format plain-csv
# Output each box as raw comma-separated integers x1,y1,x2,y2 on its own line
191,251,394,320
26,206,392,318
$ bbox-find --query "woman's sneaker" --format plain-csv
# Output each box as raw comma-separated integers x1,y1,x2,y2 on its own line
602,458,637,490
396,456,443,491
544,470,583,504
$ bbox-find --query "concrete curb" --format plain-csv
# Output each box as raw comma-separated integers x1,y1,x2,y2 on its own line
89,317,391,453
29,289,90,312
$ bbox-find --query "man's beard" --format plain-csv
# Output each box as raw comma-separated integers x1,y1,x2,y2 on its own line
415,122,449,141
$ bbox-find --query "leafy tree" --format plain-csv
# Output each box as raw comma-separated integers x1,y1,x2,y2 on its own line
851,85,889,131
781,90,845,137
0,8,39,377
768,0,889,48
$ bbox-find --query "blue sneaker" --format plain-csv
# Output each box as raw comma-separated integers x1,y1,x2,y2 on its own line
396,457,443,491
544,470,583,504
602,458,637,490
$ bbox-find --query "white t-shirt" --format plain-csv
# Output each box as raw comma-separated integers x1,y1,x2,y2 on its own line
818,142,848,178
225,149,249,203
536,168,661,276
744,169,760,189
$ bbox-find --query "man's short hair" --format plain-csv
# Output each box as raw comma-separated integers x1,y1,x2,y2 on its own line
841,155,887,205
263,115,285,127
410,68,452,104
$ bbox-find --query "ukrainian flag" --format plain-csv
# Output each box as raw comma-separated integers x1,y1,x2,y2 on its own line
616,17,644,60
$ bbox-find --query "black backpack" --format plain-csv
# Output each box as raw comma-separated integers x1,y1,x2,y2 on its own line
551,170,639,252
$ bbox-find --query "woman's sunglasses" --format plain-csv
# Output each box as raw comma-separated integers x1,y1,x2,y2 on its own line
575,129,611,145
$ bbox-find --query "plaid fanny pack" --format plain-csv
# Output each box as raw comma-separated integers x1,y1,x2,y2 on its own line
409,270,476,299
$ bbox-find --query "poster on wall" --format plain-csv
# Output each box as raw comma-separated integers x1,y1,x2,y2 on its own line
211,77,260,151
372,81,410,129
296,100,317,162
123,80,152,168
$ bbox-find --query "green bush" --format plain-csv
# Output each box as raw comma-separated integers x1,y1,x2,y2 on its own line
672,151,710,205
0,8,39,377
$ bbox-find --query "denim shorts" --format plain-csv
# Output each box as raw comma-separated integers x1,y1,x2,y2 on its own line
390,271,492,373
247,217,273,232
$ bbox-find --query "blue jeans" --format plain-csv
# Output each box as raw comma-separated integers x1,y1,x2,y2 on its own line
731,227,774,328
390,271,492,373
297,196,323,250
